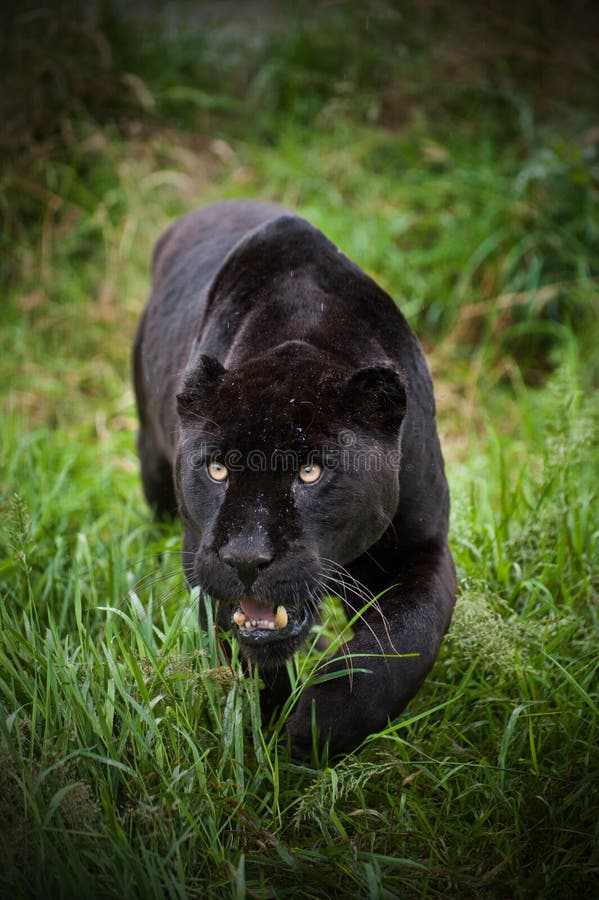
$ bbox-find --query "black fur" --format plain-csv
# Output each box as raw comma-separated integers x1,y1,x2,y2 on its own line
133,200,456,758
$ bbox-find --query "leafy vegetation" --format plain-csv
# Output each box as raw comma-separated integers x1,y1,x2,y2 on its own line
1,2,598,897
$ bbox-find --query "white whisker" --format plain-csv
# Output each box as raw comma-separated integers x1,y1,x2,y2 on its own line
317,560,399,657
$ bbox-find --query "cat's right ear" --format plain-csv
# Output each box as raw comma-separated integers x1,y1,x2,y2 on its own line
176,354,226,421
343,365,407,433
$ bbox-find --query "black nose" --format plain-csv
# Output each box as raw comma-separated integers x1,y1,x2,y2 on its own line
219,537,273,589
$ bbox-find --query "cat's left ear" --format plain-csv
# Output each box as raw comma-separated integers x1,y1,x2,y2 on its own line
344,366,407,432
176,354,226,421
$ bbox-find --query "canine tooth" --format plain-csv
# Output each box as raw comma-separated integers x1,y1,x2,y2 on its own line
275,605,288,629
233,610,248,627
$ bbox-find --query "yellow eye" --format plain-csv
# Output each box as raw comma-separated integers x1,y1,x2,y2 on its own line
298,462,322,484
207,461,228,482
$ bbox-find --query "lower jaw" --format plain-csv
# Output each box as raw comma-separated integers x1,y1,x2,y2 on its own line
234,608,311,667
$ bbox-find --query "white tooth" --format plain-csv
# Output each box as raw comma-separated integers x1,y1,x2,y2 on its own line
233,610,247,627
275,605,288,629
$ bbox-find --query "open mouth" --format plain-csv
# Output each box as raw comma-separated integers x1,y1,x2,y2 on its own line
231,598,309,643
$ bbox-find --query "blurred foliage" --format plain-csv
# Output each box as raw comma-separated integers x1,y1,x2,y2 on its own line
1,0,598,382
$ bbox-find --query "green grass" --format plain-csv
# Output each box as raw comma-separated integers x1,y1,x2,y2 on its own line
1,2,598,897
